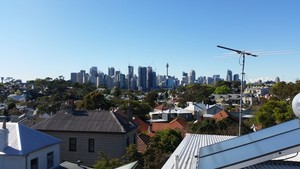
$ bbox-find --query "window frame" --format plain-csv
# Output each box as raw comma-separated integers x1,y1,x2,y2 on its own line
69,138,77,152
47,151,54,169
31,157,39,169
88,138,95,152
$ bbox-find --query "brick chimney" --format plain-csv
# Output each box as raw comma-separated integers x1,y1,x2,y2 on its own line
0,118,9,152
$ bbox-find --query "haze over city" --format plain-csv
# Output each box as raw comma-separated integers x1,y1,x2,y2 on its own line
1,1,300,83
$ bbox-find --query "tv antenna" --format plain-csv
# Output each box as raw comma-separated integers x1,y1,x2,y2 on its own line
217,45,258,136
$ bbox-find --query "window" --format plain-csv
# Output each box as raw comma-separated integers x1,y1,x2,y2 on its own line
31,158,38,169
47,152,54,169
69,138,77,152
88,138,94,152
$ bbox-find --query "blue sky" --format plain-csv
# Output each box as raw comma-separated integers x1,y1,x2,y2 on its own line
1,0,300,82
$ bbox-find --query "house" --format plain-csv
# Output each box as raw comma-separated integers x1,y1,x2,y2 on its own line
184,102,206,120
0,121,61,169
132,117,149,133
150,118,188,137
149,108,194,122
203,105,224,118
212,110,229,121
33,109,138,167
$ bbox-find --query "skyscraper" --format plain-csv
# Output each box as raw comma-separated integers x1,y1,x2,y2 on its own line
226,69,233,81
275,77,280,83
128,65,134,89
233,74,240,81
188,70,196,84
138,66,147,91
108,67,115,77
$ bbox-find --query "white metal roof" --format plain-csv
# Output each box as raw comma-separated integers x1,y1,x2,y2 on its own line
198,119,300,169
162,133,236,169
0,122,61,155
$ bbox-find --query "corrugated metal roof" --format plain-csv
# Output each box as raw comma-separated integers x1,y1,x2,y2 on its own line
1,122,61,155
162,133,236,169
33,110,137,133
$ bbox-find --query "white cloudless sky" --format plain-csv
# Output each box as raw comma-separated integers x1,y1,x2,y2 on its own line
1,0,300,82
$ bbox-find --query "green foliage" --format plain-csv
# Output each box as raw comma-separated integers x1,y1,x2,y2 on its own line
189,118,251,135
83,91,111,110
143,129,182,168
119,100,152,120
123,144,140,163
93,152,123,169
255,100,295,128
214,85,231,94
270,81,300,103
143,91,158,107
179,84,215,104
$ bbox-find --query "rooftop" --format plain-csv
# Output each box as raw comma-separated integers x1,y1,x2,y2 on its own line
0,122,61,156
33,110,137,133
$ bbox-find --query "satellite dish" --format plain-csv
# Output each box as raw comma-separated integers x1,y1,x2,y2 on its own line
292,93,300,117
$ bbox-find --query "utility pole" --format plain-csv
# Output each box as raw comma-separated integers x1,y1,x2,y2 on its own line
217,45,258,136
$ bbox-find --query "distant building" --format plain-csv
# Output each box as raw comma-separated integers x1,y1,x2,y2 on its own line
108,67,115,77
128,65,134,89
275,76,280,83
138,66,147,91
70,73,77,83
181,72,188,85
233,73,240,81
188,70,196,84
226,69,232,81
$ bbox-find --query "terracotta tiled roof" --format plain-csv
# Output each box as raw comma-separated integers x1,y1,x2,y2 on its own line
154,104,169,111
212,110,229,121
150,118,188,136
133,117,149,133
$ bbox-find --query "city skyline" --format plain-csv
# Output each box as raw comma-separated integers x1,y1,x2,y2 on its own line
1,1,300,82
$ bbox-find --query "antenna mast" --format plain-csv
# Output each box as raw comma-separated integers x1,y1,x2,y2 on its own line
217,45,258,136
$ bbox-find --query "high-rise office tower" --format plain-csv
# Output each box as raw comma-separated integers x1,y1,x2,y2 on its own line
233,74,240,81
146,66,153,90
70,73,77,83
90,67,98,77
128,65,134,89
138,66,147,91
275,77,280,83
182,72,188,85
188,70,196,84
108,67,115,77
226,69,233,81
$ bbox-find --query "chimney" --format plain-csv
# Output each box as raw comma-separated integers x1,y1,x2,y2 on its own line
0,118,9,152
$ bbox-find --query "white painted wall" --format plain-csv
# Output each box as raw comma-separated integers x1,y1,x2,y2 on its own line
26,144,60,169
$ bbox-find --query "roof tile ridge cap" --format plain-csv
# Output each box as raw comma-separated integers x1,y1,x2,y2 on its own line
111,111,126,132
15,123,22,154
32,110,60,128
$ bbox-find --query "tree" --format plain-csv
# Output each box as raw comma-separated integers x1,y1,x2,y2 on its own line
93,152,123,169
144,91,158,107
255,100,294,128
214,85,231,94
179,84,215,104
143,129,182,168
83,91,111,110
